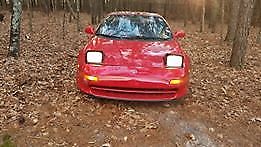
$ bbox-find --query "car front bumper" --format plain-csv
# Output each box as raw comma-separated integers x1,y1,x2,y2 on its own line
76,65,189,101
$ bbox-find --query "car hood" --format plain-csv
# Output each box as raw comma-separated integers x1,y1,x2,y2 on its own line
86,36,183,68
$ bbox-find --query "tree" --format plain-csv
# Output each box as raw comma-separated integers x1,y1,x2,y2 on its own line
230,0,256,68
89,0,104,25
183,0,189,27
0,0,8,9
163,0,169,18
220,0,225,40
256,1,261,43
225,0,241,41
42,0,51,15
76,0,80,32
51,0,56,12
26,0,33,33
66,0,77,22
209,0,219,33
62,0,67,39
9,0,22,58
200,0,206,32
89,0,98,24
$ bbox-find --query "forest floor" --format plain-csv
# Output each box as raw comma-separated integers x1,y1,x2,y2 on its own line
0,12,260,147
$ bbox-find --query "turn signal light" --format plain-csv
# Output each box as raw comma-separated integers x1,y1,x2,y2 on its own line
84,75,98,81
170,79,182,85
170,75,189,85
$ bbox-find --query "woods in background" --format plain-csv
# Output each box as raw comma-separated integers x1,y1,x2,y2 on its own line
1,0,260,28
1,0,260,68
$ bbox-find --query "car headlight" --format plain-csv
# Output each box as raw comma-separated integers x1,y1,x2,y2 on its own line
86,51,103,64
166,55,183,68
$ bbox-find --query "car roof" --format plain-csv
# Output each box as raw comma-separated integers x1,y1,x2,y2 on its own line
107,11,163,18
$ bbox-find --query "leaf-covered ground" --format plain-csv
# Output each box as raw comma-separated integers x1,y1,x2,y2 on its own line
0,12,260,147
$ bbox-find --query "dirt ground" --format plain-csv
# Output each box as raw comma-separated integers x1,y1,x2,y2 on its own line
0,12,260,147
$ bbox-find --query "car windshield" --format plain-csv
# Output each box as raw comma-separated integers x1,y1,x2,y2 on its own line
96,14,173,40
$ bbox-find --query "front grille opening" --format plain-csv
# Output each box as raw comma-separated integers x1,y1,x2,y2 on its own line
91,86,177,94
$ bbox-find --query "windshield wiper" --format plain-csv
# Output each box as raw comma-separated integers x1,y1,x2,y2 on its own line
126,36,148,40
128,36,169,41
96,33,124,39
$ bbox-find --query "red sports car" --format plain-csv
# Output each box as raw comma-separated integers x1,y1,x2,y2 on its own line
76,11,190,101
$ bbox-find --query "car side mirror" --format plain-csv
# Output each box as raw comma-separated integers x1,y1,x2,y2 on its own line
174,31,185,39
85,26,95,35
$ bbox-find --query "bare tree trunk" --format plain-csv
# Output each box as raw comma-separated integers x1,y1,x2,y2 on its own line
209,0,219,33
220,0,225,40
89,0,96,24
9,0,22,58
89,0,103,25
76,0,80,32
230,0,255,68
97,0,104,23
0,0,3,9
27,0,33,33
183,0,189,27
34,0,38,8
66,0,77,20
148,1,152,12
42,0,50,15
0,0,8,9
62,0,66,39
225,0,241,41
163,0,169,18
51,0,56,12
200,0,206,32
257,4,261,43
190,0,197,25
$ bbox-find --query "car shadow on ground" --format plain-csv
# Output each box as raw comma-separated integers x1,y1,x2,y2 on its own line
80,92,187,109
